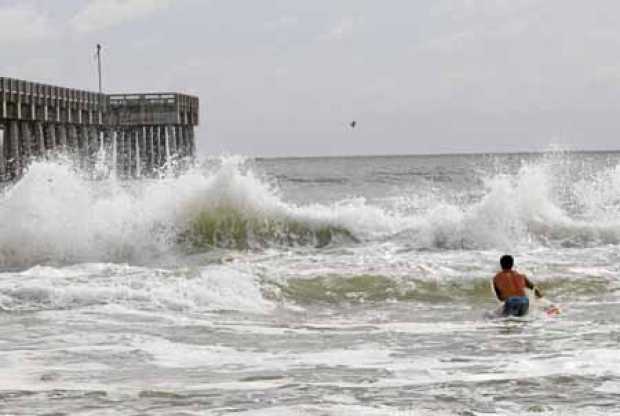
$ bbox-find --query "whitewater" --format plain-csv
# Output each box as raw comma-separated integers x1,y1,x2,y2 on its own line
1,152,619,415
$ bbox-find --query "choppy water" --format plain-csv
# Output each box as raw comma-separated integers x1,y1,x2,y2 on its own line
1,152,620,415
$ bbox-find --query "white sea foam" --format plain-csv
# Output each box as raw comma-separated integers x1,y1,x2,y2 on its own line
0,262,272,313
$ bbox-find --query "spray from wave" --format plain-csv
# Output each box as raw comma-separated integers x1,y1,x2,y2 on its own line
3,153,620,268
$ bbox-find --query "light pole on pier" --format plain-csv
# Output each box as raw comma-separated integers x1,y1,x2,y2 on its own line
96,44,103,94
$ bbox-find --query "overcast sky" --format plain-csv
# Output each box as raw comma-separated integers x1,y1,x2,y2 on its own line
2,0,620,157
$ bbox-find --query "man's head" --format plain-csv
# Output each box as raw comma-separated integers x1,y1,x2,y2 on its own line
500,255,514,270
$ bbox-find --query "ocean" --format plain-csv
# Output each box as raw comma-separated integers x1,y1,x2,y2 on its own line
1,152,619,415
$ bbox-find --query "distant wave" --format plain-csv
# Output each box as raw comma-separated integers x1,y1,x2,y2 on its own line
276,175,348,184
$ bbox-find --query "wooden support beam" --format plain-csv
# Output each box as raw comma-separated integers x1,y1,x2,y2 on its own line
47,124,56,150
57,124,67,148
139,126,147,176
34,122,45,157
67,125,78,153
9,121,20,178
21,122,32,161
0,127,6,179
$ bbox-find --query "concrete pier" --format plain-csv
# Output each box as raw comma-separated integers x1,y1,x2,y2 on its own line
0,77,199,181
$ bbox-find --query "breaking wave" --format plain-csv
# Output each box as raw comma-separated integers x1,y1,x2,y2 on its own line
3,153,620,268
400,159,620,250
0,156,394,268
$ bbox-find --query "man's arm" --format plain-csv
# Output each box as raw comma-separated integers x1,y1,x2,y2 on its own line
524,276,543,298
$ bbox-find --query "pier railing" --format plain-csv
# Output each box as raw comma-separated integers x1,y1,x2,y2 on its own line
0,77,106,124
108,92,199,126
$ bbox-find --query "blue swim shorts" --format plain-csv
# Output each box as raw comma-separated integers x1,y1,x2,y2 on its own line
503,296,529,317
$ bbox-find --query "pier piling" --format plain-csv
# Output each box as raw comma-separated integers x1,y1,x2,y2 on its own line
0,128,5,180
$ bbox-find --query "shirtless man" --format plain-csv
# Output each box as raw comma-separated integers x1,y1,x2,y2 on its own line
493,255,543,316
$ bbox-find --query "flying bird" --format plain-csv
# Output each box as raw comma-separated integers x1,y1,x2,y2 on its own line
349,120,357,128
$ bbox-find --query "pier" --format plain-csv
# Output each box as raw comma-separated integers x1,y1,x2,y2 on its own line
0,77,199,181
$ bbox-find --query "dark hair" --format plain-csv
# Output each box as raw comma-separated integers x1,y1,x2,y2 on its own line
500,255,514,270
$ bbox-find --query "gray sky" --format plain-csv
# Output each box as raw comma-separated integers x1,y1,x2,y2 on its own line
2,0,620,157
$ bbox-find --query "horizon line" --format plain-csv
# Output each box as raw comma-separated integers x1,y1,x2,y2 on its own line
233,147,620,161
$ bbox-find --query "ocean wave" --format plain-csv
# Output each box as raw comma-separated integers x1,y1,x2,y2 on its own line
4,154,620,268
3,264,611,314
174,157,367,250
0,156,394,267
265,273,615,305
393,161,620,250
178,156,620,252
